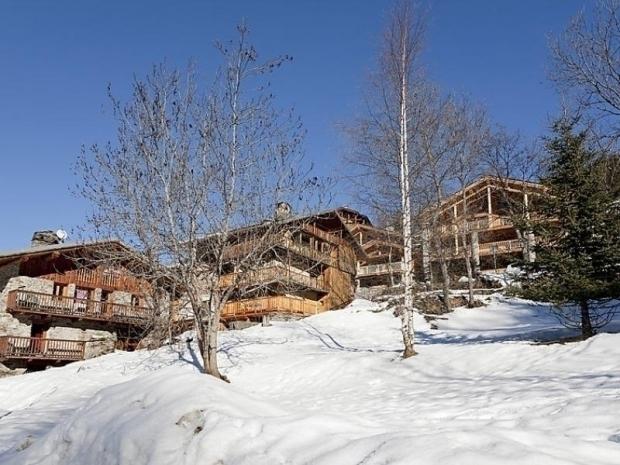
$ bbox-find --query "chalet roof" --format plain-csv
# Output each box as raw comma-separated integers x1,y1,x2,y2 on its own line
437,175,545,211
258,206,372,230
197,206,372,240
0,240,127,268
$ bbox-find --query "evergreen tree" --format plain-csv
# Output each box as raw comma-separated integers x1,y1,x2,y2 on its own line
520,119,620,339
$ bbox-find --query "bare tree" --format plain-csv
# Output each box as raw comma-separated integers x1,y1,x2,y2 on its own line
76,25,320,380
483,129,542,262
345,0,426,358
389,0,423,358
414,88,463,311
449,99,489,306
551,0,620,144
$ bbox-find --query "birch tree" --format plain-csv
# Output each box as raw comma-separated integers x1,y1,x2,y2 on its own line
346,0,426,358
76,25,320,380
390,0,421,357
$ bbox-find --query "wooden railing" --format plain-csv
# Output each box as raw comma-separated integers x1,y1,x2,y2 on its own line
478,239,523,255
281,238,336,266
6,290,151,326
300,224,345,246
219,266,327,291
0,336,85,361
440,215,515,234
222,235,335,266
222,295,323,319
41,268,147,293
357,262,404,277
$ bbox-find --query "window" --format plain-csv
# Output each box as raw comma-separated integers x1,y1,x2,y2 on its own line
53,283,66,297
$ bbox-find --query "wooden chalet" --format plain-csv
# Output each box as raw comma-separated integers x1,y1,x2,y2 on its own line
347,223,404,288
352,176,546,295
423,176,544,276
185,207,372,326
0,233,153,370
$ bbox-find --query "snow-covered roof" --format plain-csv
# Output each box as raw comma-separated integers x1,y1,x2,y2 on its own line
0,240,126,265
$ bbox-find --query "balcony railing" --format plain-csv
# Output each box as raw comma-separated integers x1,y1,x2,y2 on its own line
300,224,345,246
357,262,404,277
0,336,85,361
220,266,327,292
222,235,335,265
280,238,336,266
440,215,515,234
41,268,147,293
478,239,523,255
222,295,323,319
6,290,151,326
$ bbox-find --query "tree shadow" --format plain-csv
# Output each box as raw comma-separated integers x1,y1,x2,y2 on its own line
299,322,401,354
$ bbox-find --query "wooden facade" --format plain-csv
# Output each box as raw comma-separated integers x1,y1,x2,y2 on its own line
352,176,546,294
0,240,152,369
187,208,367,325
425,176,545,275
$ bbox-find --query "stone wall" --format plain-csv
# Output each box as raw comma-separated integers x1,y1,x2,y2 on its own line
0,276,54,338
0,275,116,358
0,262,20,293
111,290,133,305
46,326,116,359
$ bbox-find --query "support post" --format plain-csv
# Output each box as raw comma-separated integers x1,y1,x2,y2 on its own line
471,231,480,276
487,186,492,215
524,232,536,263
453,205,459,254
421,227,432,283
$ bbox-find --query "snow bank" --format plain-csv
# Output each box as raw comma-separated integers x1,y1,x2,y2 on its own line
2,296,620,464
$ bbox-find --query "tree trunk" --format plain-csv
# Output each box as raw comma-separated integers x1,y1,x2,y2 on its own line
461,232,475,308
461,189,474,307
194,299,228,381
433,233,452,311
580,300,594,339
400,308,416,358
397,25,416,359
204,300,228,381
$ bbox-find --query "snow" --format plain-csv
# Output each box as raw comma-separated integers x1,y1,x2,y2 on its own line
1,295,620,465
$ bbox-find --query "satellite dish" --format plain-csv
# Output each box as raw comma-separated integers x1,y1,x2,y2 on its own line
56,229,68,242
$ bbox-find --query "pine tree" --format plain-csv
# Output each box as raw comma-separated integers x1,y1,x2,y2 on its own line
520,119,620,339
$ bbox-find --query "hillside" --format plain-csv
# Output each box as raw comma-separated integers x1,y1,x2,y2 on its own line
1,296,619,465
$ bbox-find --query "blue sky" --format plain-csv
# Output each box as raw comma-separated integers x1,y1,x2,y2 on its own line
0,0,588,249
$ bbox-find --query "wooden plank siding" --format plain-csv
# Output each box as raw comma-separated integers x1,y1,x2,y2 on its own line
219,266,327,292
41,268,148,293
6,289,152,326
221,295,324,320
0,336,85,361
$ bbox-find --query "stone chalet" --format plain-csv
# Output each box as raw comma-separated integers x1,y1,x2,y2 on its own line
0,231,154,371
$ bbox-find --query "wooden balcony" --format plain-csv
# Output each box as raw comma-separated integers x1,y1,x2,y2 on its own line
222,295,323,320
439,214,515,234
41,268,147,293
6,290,151,326
0,336,85,362
478,239,523,256
300,224,345,246
222,235,336,266
280,238,336,266
357,262,404,277
220,266,327,292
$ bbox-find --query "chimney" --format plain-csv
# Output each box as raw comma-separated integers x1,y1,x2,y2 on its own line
275,202,292,221
31,230,65,248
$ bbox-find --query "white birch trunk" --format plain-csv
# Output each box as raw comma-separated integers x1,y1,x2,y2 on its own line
398,31,416,359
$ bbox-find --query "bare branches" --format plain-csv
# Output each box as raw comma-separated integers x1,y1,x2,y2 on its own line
551,0,620,142
76,25,321,380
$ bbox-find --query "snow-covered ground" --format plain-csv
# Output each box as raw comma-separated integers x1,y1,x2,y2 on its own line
1,295,620,465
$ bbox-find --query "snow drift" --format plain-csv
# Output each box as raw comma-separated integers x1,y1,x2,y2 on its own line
1,296,620,464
